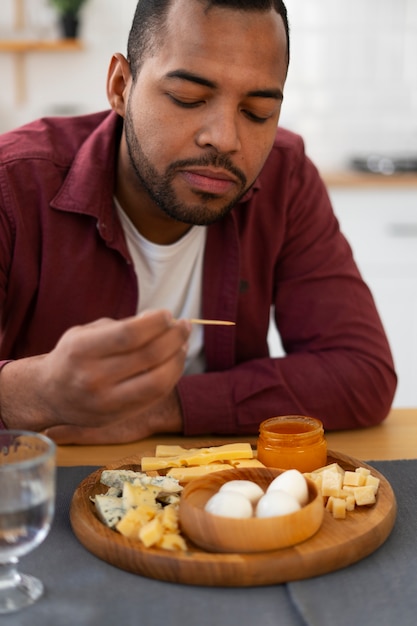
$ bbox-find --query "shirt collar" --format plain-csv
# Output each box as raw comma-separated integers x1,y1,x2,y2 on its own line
50,111,122,237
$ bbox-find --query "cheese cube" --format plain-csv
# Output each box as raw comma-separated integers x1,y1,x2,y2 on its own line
139,517,164,548
325,496,334,512
157,533,187,552
345,495,356,511
343,471,366,487
321,469,343,497
365,475,380,492
332,497,347,519
116,507,152,539
311,463,344,476
304,472,323,491
160,504,179,533
355,467,371,477
352,486,377,506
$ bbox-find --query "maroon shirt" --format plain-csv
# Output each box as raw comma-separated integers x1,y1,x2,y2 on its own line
0,111,396,434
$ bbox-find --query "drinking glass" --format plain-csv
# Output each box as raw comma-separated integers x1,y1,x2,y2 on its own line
0,430,56,614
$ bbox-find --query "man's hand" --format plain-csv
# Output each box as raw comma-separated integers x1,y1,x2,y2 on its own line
43,389,183,445
0,310,191,441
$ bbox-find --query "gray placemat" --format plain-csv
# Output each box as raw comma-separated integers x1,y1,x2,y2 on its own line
288,459,417,626
3,466,303,626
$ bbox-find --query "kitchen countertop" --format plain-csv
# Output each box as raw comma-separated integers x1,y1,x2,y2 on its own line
321,171,417,188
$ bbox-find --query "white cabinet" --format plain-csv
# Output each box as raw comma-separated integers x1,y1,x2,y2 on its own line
328,186,417,408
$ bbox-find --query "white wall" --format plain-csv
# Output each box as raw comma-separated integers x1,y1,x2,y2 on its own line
282,0,417,170
1,0,416,172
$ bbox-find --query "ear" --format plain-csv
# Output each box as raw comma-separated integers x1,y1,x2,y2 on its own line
107,53,132,118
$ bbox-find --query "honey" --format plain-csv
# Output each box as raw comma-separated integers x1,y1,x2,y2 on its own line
257,415,327,472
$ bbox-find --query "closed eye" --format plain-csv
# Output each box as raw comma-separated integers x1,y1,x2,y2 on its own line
243,110,271,124
167,94,204,108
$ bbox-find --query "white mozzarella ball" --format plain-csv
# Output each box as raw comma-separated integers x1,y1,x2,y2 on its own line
204,491,253,519
267,469,309,506
219,480,264,505
256,490,301,518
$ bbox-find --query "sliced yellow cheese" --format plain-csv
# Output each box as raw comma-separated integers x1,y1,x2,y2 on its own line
141,443,253,471
155,445,198,457
230,459,266,469
166,463,235,482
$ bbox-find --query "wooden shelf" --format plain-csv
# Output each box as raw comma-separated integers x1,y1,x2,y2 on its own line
0,39,83,53
0,37,84,104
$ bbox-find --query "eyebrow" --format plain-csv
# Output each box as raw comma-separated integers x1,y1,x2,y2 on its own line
165,69,283,101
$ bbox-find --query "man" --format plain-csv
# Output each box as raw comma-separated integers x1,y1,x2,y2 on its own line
0,0,396,444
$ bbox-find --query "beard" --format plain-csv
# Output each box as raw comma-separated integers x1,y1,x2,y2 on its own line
124,102,250,226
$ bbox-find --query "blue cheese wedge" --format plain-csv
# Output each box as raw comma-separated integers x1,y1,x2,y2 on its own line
94,494,127,528
100,470,182,493
100,470,146,490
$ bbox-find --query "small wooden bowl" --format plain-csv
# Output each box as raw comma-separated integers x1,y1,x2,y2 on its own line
179,467,324,553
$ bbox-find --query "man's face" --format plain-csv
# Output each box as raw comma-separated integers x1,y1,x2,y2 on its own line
122,0,288,226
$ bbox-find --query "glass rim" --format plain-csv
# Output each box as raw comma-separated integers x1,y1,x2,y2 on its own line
259,415,324,441
260,415,324,427
0,430,56,470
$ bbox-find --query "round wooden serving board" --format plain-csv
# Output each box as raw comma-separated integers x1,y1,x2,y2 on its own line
70,450,397,587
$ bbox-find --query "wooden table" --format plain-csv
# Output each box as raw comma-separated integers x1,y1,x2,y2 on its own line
56,407,417,467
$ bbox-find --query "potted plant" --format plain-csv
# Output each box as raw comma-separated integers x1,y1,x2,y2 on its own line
49,0,89,39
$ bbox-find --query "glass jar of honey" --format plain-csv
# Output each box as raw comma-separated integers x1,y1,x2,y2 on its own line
257,415,327,472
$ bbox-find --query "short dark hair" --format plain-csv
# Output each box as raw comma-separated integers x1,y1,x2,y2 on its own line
127,0,290,80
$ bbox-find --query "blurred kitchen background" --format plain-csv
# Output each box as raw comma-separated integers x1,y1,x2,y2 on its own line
1,0,416,408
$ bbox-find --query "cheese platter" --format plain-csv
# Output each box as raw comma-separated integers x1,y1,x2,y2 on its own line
70,450,397,587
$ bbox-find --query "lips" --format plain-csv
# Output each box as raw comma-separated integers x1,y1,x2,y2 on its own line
180,168,238,195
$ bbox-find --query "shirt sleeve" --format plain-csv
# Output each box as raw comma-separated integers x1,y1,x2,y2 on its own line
178,142,397,436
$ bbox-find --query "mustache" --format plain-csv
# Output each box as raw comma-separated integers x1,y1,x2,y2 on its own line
168,154,247,186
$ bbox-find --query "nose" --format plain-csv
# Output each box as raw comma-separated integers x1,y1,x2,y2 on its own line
195,105,242,154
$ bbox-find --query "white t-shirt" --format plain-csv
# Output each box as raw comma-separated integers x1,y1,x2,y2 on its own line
114,198,207,375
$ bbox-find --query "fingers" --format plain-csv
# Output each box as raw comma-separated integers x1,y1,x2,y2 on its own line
85,324,189,387
59,311,191,359
101,345,188,412
43,389,182,445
